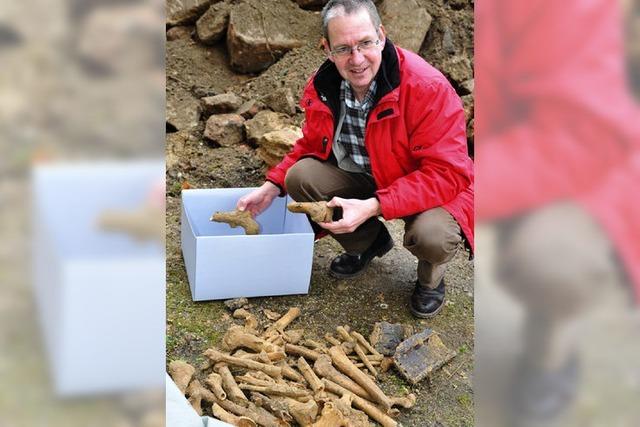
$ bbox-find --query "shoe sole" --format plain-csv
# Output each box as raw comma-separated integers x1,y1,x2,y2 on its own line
410,298,445,319
329,238,394,279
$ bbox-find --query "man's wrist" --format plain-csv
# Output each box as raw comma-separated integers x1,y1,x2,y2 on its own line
368,197,382,217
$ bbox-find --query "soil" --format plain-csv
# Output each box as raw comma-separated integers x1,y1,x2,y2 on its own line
166,1,474,425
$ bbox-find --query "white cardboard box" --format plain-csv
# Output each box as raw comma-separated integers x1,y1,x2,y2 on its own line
32,161,165,396
181,188,315,301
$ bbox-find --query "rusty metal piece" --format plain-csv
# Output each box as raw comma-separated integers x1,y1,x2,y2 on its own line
393,329,456,385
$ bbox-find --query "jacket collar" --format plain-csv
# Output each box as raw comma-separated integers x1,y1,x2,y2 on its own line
311,39,401,119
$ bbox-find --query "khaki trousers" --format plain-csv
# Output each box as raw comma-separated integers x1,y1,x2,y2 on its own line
285,158,463,289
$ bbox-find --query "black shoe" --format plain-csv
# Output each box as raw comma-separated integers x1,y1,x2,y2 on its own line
410,279,445,318
329,226,393,279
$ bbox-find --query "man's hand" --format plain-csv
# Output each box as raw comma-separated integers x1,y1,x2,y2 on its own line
318,197,381,234
237,181,280,217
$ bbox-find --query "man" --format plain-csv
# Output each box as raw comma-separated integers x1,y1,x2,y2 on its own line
238,0,474,318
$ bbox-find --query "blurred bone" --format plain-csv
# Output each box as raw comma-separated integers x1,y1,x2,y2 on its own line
322,379,397,427
233,309,260,333
206,349,282,378
168,360,195,394
212,403,257,427
223,325,279,353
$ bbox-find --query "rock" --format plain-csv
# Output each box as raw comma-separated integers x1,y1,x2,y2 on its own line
167,26,193,41
196,1,231,44
167,86,201,131
226,0,315,73
203,114,246,146
369,322,411,356
461,94,474,123
461,78,474,95
201,93,244,117
236,99,265,119
442,26,456,55
166,0,215,27
293,0,328,10
442,55,473,86
244,110,294,146
379,0,432,53
393,329,456,385
224,297,249,311
257,126,302,167
264,87,297,115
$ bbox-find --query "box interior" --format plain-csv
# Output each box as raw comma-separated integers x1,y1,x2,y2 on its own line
182,188,312,237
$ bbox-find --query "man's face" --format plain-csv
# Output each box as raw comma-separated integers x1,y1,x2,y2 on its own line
324,8,385,99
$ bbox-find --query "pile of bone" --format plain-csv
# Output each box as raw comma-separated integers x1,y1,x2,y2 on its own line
168,305,418,427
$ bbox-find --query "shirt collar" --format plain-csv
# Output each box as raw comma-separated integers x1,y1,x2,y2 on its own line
341,80,377,110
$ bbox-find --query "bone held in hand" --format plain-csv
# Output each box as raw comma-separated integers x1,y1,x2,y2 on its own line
286,201,334,223
210,209,260,235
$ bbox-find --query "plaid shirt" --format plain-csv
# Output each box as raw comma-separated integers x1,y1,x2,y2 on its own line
336,80,377,173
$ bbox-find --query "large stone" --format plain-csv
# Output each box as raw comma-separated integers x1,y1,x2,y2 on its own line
379,0,432,53
167,86,201,131
264,87,297,115
226,0,315,73
167,26,193,41
201,93,244,117
166,0,216,26
196,1,231,44
442,55,473,86
244,110,295,146
237,99,265,119
257,127,302,167
204,114,245,146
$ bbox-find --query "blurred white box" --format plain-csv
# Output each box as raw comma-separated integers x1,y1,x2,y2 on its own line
32,161,165,396
181,188,314,301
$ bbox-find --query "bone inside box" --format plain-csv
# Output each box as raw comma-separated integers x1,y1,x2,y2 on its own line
181,188,315,301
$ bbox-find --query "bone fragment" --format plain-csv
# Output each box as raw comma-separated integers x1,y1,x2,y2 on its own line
390,393,417,409
238,383,311,400
322,379,397,427
286,201,333,223
213,398,285,427
310,401,349,427
301,340,328,353
380,357,394,373
335,326,353,343
350,331,381,357
215,363,248,402
324,333,341,347
353,343,378,377
205,372,227,401
233,309,260,333
210,209,260,235
186,380,216,415
212,403,257,427
234,350,287,363
223,326,279,353
328,346,391,411
168,360,195,394
263,309,282,321
205,349,282,378
263,307,300,337
97,205,164,241
297,357,324,393
282,329,305,344
283,397,318,426
285,343,321,361
279,362,306,383
313,355,372,401
249,392,293,423
235,374,275,387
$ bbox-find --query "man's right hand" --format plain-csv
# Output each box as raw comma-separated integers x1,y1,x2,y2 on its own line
236,181,281,217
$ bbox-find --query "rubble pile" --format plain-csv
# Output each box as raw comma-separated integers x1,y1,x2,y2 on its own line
169,303,456,426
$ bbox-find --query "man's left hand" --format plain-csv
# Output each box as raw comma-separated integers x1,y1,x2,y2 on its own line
318,197,381,234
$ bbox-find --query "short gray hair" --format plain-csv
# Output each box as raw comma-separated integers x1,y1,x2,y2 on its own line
321,0,382,45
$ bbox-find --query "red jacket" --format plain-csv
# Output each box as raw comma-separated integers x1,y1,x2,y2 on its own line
266,42,475,251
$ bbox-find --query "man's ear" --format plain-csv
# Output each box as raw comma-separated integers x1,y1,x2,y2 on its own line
378,25,387,45
321,38,335,63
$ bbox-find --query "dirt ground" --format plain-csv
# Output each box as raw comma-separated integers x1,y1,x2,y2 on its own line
166,1,474,425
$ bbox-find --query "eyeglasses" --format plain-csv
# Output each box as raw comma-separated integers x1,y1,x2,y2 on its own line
329,39,380,58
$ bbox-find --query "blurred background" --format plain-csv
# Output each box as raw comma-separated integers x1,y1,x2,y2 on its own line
475,0,640,426
0,0,165,426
